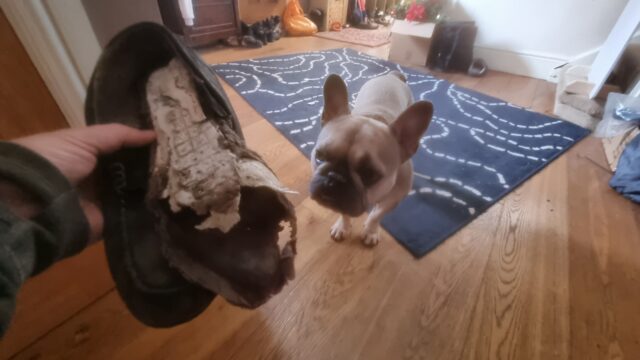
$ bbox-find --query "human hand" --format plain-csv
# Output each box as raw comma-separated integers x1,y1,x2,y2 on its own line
14,124,156,240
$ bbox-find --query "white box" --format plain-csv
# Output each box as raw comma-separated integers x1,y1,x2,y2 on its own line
388,21,435,67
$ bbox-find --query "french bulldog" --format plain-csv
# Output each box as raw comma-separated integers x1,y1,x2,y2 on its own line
310,71,433,246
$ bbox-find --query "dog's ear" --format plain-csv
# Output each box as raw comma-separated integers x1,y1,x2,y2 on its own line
322,74,350,125
390,101,433,161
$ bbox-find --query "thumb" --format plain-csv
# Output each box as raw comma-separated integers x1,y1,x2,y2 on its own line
80,198,103,244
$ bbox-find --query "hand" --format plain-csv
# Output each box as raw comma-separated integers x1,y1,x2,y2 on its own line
14,124,156,240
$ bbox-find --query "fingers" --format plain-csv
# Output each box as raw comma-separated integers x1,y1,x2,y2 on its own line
80,198,104,244
77,124,156,156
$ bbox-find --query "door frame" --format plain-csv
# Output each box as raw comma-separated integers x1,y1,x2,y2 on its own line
0,0,101,128
588,0,640,99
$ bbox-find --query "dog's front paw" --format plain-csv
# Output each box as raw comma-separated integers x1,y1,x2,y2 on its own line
330,217,351,242
362,231,380,247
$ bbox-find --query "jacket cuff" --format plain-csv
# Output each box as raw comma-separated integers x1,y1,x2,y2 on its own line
0,141,90,269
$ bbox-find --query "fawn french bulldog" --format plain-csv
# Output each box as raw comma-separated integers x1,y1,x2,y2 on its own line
310,71,433,246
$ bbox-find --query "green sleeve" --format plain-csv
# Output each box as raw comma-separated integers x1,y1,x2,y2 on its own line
0,141,90,336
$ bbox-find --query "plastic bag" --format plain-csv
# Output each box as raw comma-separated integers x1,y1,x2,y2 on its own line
594,92,640,138
283,0,317,36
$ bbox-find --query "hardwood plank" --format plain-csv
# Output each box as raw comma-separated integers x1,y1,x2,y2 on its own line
357,203,504,359
501,75,539,108
567,138,640,359
200,36,391,66
460,153,572,360
209,245,403,359
11,201,340,359
5,35,640,360
471,71,513,100
0,8,68,140
0,244,114,359
447,71,484,90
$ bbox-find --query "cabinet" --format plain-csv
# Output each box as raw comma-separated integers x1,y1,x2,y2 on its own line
309,0,348,31
158,0,241,47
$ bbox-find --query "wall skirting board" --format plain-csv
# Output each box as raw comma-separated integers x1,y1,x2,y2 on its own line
473,46,569,82
445,0,628,83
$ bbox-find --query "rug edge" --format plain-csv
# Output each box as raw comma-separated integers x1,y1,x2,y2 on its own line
399,129,591,258
211,49,593,259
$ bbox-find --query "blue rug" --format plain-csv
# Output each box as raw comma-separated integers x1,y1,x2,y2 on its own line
213,48,590,257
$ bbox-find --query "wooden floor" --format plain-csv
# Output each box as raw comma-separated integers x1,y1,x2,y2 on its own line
0,8,68,140
2,36,640,360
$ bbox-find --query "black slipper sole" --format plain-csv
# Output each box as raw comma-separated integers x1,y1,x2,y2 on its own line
84,22,234,327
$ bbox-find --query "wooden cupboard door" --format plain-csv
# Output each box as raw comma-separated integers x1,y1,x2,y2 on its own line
158,0,240,47
186,0,240,46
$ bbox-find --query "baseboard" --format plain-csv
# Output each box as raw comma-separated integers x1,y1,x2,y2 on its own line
1,0,86,128
569,47,600,66
473,46,567,82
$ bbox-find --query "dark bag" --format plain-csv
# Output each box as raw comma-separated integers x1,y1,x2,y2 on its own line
348,0,366,25
427,21,478,72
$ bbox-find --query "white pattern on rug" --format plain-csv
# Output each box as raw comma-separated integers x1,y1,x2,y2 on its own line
213,48,589,256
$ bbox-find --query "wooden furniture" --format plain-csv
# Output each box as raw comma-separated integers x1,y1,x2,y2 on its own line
309,0,348,31
158,0,240,47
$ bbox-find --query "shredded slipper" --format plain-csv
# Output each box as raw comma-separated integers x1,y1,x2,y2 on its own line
85,22,297,326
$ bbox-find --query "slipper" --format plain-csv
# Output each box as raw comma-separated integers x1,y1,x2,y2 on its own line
144,50,297,309
468,58,487,77
86,22,298,325
85,22,217,327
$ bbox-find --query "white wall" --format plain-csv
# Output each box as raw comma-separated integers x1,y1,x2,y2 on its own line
44,0,101,85
81,0,163,48
446,0,630,79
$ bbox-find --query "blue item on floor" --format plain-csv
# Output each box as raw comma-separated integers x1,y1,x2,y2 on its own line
213,48,590,257
610,133,640,203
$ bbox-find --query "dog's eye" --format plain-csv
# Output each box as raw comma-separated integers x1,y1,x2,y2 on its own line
357,163,381,187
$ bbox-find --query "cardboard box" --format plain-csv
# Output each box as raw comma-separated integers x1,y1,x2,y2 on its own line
602,127,640,171
388,21,435,67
